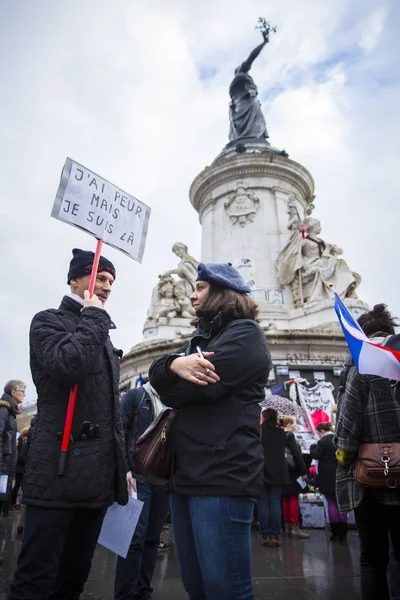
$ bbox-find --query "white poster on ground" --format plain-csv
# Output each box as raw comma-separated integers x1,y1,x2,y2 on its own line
98,496,144,558
51,158,151,262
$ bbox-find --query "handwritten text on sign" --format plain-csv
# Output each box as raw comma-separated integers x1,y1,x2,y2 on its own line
51,158,151,262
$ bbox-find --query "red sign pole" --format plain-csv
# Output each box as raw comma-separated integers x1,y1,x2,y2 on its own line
58,238,104,475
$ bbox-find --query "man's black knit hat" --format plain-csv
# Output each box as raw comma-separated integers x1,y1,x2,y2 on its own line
67,248,116,284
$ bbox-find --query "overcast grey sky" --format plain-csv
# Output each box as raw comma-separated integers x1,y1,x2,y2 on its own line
1,0,399,403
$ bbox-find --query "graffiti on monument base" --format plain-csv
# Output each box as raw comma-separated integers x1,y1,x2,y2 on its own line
285,353,347,366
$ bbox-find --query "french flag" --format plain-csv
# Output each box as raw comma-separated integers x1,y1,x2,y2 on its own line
334,292,400,381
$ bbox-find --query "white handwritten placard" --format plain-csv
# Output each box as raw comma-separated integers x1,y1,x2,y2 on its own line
51,158,151,262
98,496,144,558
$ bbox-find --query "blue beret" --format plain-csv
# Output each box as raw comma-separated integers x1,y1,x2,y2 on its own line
196,262,251,293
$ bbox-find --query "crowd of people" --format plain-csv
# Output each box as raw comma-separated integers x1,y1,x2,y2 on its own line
0,248,399,600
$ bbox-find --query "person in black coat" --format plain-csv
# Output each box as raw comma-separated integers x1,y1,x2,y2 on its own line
310,421,347,541
11,426,30,509
258,408,290,547
114,382,169,600
282,416,310,538
0,380,25,516
149,262,271,600
8,248,129,600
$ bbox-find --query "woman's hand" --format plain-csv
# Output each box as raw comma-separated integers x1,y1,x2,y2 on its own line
170,352,220,386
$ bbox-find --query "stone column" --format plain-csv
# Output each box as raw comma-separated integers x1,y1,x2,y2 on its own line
189,145,314,317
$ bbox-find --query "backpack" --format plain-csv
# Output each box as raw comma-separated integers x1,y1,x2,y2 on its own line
122,388,151,461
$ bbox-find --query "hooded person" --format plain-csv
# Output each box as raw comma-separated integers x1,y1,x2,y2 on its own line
149,262,272,600
8,248,131,600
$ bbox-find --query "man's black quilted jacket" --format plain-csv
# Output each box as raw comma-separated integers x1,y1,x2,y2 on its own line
23,295,128,509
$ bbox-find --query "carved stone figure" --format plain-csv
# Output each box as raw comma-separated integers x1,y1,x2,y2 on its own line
163,243,199,297
225,186,260,226
145,243,199,326
154,282,180,323
229,21,276,141
277,202,360,307
174,284,196,319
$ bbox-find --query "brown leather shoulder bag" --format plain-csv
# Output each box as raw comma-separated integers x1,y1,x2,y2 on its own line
354,443,400,489
133,408,179,486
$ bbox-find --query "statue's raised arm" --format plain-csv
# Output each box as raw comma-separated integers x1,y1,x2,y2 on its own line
240,38,268,74
229,19,276,142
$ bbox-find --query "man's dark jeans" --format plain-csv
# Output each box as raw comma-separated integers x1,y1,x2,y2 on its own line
354,492,400,600
257,484,282,540
7,505,107,600
170,493,256,600
114,480,169,600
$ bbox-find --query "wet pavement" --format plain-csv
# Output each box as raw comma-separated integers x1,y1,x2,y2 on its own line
0,512,362,599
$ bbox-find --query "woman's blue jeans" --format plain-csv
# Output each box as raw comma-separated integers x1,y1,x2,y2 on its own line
170,494,256,600
257,484,283,540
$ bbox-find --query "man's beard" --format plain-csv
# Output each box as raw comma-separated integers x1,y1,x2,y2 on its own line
94,290,110,303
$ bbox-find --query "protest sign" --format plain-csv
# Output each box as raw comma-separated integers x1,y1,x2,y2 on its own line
51,157,151,262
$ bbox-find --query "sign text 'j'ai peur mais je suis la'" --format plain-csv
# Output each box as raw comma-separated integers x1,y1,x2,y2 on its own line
51,158,151,262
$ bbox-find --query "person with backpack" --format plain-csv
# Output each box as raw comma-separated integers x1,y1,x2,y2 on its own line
335,304,400,600
0,380,25,516
114,381,170,600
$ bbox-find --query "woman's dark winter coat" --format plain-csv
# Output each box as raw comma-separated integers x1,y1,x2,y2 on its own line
310,432,337,495
23,295,128,510
283,431,308,495
149,314,272,498
261,422,291,487
0,393,18,501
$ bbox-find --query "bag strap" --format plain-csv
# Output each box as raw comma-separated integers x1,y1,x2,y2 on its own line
131,389,149,447
136,390,147,414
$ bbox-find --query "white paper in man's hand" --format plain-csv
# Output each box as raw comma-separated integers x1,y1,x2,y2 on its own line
98,496,143,558
296,476,307,490
0,475,8,494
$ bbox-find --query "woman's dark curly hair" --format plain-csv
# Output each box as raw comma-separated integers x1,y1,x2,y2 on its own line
357,304,398,337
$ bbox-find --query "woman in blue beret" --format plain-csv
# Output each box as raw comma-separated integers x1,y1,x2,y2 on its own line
149,262,272,600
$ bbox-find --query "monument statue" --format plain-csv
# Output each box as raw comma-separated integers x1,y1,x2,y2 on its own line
145,243,198,325
163,242,199,296
277,200,360,307
229,18,276,142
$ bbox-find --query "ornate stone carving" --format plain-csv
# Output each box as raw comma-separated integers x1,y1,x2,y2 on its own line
145,243,199,326
224,185,260,226
277,199,360,308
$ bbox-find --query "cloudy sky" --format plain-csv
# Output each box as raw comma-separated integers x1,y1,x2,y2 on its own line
1,0,399,402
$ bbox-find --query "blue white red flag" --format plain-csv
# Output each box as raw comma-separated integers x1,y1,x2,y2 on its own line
334,292,400,381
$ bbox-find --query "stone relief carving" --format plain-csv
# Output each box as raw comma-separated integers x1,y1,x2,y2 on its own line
145,243,199,326
277,198,360,308
224,186,260,227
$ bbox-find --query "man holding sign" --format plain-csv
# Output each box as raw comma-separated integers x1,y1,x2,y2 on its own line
8,248,134,600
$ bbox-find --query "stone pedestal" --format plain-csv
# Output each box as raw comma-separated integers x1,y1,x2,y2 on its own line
120,140,367,391
190,140,367,330
143,317,193,341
